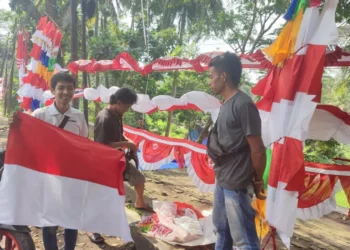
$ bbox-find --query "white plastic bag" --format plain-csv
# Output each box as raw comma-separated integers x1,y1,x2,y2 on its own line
174,216,204,236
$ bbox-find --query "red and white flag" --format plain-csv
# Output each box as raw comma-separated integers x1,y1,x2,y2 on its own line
252,0,339,247
0,113,132,241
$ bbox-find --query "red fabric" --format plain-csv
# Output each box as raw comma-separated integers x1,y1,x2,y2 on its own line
298,173,337,208
173,146,190,169
124,133,144,147
254,45,326,112
53,30,63,46
67,60,94,74
24,31,29,72
141,140,173,163
174,202,204,219
30,44,43,60
305,162,350,172
67,47,350,75
45,99,54,106
20,97,32,110
6,113,126,195
190,151,215,185
88,60,115,73
114,52,143,73
123,126,213,185
268,138,305,191
339,177,350,209
309,0,321,7
36,16,48,30
16,30,24,67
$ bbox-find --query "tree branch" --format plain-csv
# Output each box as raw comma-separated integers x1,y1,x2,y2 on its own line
249,12,282,54
241,0,258,54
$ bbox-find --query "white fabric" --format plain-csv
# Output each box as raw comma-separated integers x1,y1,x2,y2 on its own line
259,93,317,146
97,85,110,103
305,166,350,176
309,0,339,46
180,91,221,112
0,165,132,242
32,103,88,137
137,141,175,171
17,83,45,101
152,95,185,110
296,195,337,221
84,88,99,100
266,182,299,238
295,7,320,55
132,94,157,113
307,109,350,145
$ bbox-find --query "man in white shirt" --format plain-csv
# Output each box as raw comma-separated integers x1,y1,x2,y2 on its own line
10,72,87,250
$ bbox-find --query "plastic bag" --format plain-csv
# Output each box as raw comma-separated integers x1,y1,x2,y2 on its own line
174,216,204,236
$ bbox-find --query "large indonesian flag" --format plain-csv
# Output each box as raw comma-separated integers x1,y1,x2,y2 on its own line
252,0,339,247
0,113,131,241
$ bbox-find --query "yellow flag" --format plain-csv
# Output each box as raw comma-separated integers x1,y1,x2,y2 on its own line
262,10,304,65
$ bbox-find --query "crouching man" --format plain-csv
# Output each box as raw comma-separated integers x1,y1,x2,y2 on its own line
88,88,153,244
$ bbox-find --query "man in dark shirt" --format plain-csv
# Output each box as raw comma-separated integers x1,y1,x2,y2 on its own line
89,88,149,244
137,118,148,130
208,52,266,250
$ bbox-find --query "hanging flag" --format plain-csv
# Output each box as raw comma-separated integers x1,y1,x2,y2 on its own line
252,0,339,247
17,16,64,112
0,112,131,241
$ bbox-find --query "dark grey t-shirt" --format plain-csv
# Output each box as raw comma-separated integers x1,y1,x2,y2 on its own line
214,90,261,190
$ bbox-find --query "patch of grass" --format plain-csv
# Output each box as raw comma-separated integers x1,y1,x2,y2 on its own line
336,190,350,208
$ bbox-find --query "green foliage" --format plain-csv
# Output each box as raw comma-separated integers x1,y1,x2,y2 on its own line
303,68,350,163
304,139,350,163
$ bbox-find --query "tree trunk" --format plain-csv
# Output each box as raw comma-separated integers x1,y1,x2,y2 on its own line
0,38,9,77
165,72,178,137
6,55,16,116
71,0,79,109
82,0,89,124
4,25,18,116
94,101,102,117
110,0,119,24
2,63,8,116
164,11,186,137
46,0,59,23
196,117,213,144
95,72,100,117
19,0,42,23
95,0,99,36
161,0,170,29
104,71,109,88
130,0,135,33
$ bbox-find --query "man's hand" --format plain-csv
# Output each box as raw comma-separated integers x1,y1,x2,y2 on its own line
125,141,138,153
8,112,20,127
252,178,266,200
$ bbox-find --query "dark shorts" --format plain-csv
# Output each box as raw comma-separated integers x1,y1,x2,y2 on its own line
123,159,146,186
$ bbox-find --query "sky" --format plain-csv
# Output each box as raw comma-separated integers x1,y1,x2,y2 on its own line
0,0,9,10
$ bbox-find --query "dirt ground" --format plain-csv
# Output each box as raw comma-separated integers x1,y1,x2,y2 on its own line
0,117,350,250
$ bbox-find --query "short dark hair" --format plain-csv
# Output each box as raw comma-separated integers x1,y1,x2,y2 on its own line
110,88,138,105
209,52,242,86
51,72,76,89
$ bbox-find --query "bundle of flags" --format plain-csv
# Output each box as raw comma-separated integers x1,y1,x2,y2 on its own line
17,16,64,112
252,0,339,247
16,29,29,86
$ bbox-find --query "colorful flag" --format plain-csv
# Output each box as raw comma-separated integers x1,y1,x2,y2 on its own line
252,0,339,247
